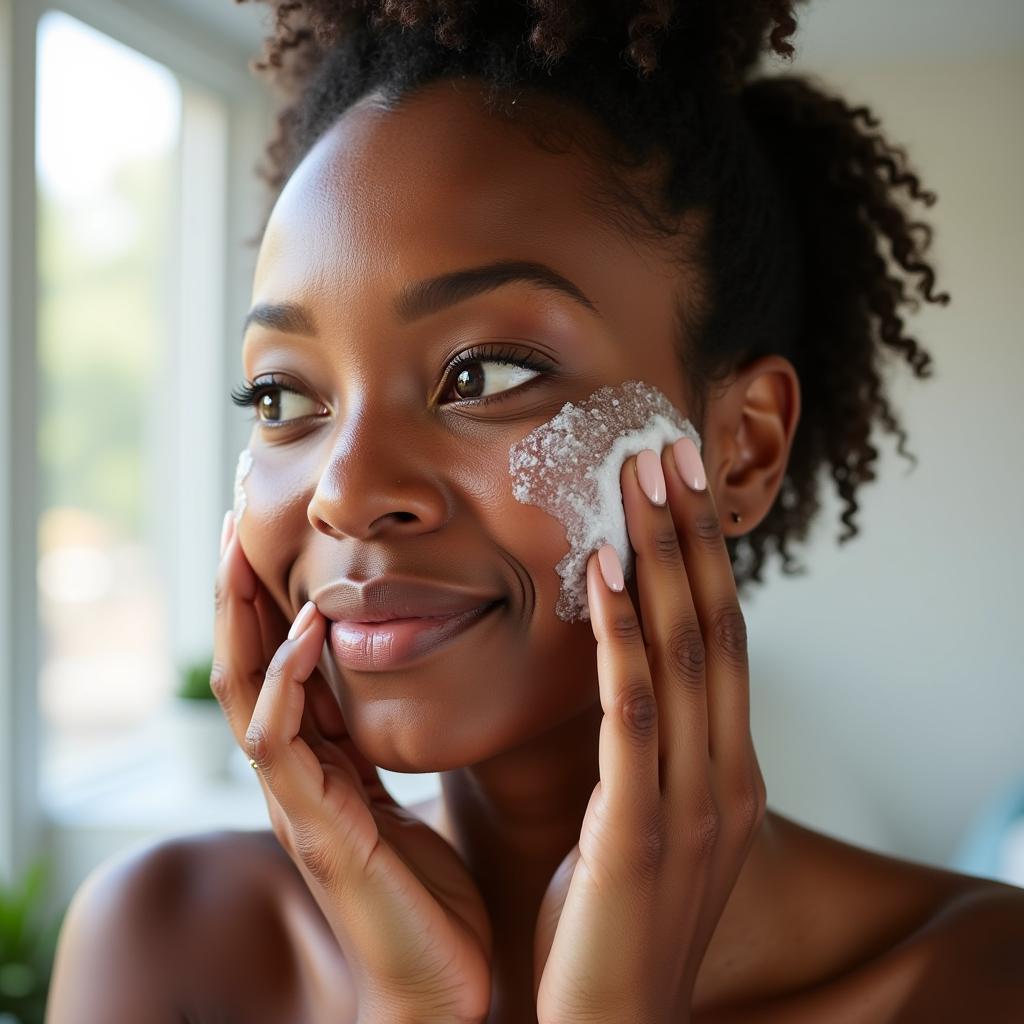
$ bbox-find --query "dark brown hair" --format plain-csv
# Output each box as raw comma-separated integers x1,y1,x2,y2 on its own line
236,0,949,595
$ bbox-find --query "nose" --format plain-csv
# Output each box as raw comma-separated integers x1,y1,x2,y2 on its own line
306,416,451,541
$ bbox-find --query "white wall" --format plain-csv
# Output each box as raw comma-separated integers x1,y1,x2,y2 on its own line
742,48,1024,866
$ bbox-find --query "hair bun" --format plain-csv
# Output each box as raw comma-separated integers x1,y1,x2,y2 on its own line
245,0,806,89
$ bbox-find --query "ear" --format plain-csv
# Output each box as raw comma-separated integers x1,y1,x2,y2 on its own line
702,355,801,538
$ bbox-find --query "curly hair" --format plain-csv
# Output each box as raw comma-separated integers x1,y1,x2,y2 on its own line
235,0,949,595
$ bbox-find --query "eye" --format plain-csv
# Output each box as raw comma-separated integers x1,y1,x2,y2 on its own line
442,343,554,406
229,375,326,427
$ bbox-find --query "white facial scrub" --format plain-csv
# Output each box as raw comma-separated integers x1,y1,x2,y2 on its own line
232,447,254,525
508,380,702,622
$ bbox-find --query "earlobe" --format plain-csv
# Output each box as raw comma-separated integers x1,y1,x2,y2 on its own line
705,355,801,537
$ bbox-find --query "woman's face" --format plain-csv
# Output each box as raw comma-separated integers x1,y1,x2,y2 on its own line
240,78,702,771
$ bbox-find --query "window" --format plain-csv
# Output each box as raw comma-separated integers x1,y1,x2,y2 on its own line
36,10,182,776
0,0,273,881
1,0,429,893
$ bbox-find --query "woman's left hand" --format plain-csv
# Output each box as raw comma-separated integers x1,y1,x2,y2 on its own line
533,439,768,1024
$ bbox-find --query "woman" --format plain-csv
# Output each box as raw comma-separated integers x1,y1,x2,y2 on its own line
47,2,1024,1021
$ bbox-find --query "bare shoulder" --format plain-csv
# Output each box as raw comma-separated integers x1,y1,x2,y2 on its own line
714,812,1024,1022
895,878,1024,1017
798,873,1024,1023
47,829,353,1024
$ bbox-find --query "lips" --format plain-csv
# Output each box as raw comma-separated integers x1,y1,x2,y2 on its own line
328,602,502,671
312,575,501,622
310,576,504,671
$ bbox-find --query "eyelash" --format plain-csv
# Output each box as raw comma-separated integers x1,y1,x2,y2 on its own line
442,343,554,407
229,343,555,426
229,374,319,428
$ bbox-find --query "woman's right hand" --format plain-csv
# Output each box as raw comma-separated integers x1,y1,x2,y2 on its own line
212,511,492,1024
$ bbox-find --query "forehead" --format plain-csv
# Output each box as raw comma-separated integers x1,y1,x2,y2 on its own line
252,79,679,321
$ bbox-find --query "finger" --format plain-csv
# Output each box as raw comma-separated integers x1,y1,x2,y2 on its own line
585,550,660,836
252,585,326,753
211,512,266,748
664,439,751,781
254,580,290,666
244,603,388,888
244,602,334,822
254,583,391,801
213,513,311,834
217,515,393,811
304,663,394,802
621,451,710,789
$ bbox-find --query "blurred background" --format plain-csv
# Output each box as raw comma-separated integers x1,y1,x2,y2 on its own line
0,0,1022,1015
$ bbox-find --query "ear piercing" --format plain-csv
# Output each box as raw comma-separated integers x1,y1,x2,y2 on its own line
731,511,742,523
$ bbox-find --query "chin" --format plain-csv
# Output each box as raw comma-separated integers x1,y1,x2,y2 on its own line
332,694,496,774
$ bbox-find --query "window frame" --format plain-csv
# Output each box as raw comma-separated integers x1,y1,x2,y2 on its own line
0,0,271,883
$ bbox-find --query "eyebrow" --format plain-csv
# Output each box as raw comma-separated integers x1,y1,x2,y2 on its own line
394,258,600,322
242,302,315,339
241,258,600,340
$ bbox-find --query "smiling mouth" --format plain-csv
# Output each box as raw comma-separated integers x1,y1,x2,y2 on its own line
328,599,504,672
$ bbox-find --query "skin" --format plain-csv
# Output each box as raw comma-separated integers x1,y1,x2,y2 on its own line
46,78,1024,1023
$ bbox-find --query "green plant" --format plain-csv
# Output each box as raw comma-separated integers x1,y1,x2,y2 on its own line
176,654,216,701
0,858,66,1024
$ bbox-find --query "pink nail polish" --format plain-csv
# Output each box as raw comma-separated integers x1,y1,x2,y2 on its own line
596,544,625,592
288,600,317,641
672,437,706,492
636,448,666,505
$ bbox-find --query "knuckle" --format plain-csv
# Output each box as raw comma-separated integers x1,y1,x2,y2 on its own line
292,821,341,891
632,812,666,886
617,685,658,741
265,645,293,683
650,525,681,568
209,661,230,704
665,621,705,686
244,720,269,765
733,777,767,835
693,510,724,550
710,604,748,667
690,795,721,858
608,611,644,646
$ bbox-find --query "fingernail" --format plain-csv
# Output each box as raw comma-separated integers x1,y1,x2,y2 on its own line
673,437,706,492
636,448,666,505
220,510,235,556
596,544,624,592
287,599,318,641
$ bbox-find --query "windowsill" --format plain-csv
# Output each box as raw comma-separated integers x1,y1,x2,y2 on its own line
41,714,270,834
40,711,441,836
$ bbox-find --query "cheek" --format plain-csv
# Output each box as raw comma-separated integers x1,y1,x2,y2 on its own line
508,379,701,622
492,491,575,620
232,444,311,607
448,430,575,626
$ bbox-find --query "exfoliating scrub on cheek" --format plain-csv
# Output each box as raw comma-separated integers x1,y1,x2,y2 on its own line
233,447,254,524
508,380,702,623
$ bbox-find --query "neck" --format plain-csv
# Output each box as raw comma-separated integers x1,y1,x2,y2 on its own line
425,700,784,1020
433,699,603,1023
437,698,602,907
